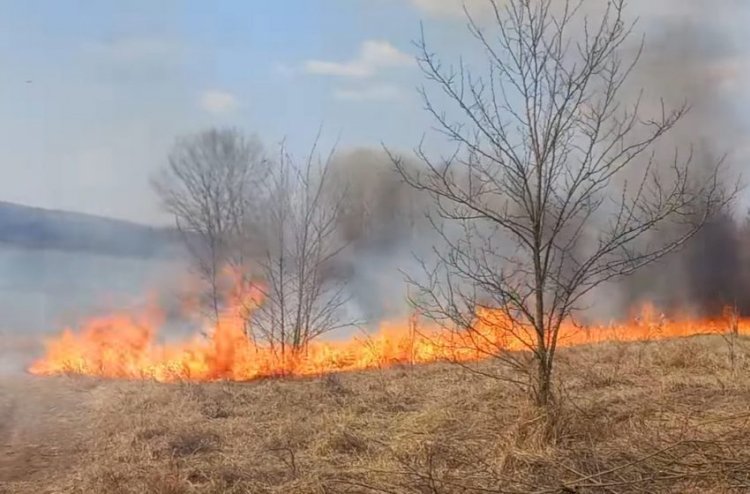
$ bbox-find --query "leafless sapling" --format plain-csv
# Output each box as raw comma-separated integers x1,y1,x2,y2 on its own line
391,0,736,407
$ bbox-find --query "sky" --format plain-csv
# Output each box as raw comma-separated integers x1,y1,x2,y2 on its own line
0,0,747,224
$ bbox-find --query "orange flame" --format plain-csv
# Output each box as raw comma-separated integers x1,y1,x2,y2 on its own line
27,279,750,382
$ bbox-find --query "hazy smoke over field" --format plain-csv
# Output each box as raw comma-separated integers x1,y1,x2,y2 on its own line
611,2,750,316
324,0,750,322
327,149,432,322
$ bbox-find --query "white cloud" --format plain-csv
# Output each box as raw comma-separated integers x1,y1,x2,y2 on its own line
199,90,239,114
333,84,405,102
304,40,414,78
305,60,371,78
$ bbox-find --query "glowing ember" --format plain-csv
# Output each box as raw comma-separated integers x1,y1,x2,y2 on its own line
27,280,750,382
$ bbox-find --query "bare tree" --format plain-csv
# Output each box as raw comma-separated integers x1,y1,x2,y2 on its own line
249,138,354,364
390,0,736,407
152,128,269,324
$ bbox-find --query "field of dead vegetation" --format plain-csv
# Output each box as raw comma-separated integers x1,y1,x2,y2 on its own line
2,335,750,494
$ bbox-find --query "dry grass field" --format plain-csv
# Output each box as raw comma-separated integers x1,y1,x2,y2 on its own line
2,335,750,494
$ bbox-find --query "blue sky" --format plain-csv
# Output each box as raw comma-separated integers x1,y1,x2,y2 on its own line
0,0,747,223
0,0,456,223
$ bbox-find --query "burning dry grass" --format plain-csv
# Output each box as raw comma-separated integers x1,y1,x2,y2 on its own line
2,335,750,493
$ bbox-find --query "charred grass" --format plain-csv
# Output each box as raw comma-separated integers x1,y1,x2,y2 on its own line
2,335,750,493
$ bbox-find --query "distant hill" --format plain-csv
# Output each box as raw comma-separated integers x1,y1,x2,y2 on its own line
0,201,181,259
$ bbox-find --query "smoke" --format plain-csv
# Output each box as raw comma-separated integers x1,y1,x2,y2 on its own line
326,1,750,322
613,1,750,317
325,148,434,323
